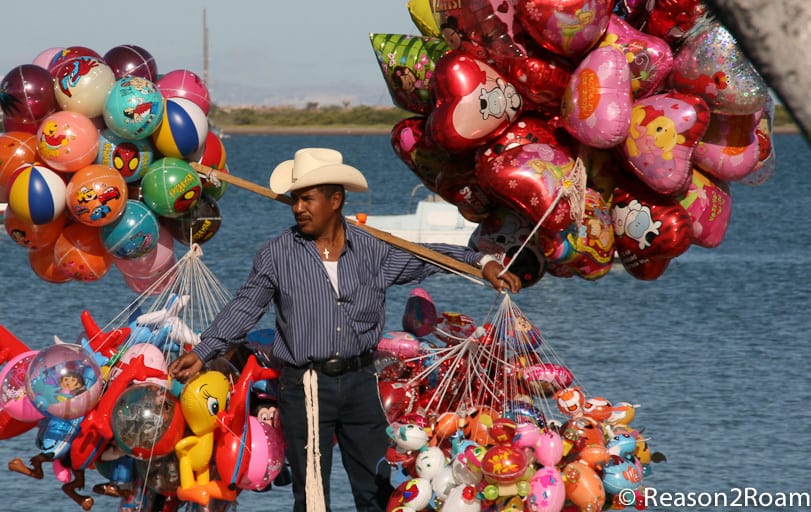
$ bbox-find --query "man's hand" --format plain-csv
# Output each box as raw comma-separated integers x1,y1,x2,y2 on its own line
482,260,522,294
168,352,204,383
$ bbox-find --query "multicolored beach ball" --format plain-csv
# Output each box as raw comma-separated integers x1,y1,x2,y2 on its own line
150,97,209,159
7,164,67,225
141,157,202,218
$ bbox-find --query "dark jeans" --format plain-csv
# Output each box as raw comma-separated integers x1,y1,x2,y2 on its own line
278,364,392,512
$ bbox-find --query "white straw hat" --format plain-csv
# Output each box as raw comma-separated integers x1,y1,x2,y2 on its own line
268,147,368,194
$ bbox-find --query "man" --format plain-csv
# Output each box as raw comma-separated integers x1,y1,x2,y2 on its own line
168,147,522,511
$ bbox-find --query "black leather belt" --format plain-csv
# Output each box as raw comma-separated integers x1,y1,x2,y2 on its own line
301,351,375,377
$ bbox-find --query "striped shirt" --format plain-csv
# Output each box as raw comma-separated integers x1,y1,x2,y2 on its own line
193,221,483,366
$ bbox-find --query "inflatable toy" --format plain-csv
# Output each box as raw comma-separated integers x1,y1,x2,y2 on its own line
7,163,67,225
36,110,100,172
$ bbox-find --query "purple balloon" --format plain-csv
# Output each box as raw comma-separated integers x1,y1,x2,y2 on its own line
103,44,158,81
0,64,57,123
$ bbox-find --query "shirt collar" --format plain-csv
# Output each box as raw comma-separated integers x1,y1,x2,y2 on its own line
291,219,356,252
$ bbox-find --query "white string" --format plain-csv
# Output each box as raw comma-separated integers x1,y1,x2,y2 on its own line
303,369,326,512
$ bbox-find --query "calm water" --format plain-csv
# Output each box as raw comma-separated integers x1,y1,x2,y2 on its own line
1,133,810,511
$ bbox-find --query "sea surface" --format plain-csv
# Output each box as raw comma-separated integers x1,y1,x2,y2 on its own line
1,133,810,512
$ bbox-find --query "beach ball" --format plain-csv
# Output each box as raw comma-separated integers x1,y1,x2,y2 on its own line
28,243,72,283
150,97,209,159
4,207,66,249
46,46,103,74
7,163,67,225
65,164,128,226
194,131,228,199
0,131,37,202
25,342,103,420
52,56,116,118
0,64,58,124
111,382,185,460
32,47,64,69
53,222,113,281
36,110,100,172
156,69,211,115
0,351,45,423
141,157,202,218
101,200,160,258
162,192,221,245
103,76,165,140
103,44,158,81
96,129,154,183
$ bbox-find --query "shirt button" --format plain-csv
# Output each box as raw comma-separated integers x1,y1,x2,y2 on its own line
336,327,342,332
337,301,342,306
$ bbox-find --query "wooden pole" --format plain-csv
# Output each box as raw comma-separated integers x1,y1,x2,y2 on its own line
190,162,484,280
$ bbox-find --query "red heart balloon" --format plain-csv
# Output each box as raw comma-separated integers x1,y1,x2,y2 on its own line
427,51,523,153
434,0,527,61
620,253,671,280
390,116,441,191
476,137,578,234
601,14,673,98
497,50,572,111
645,0,707,45
515,0,613,60
612,184,692,265
477,112,564,166
435,166,492,222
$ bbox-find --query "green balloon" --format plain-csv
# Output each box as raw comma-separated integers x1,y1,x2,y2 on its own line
141,157,203,218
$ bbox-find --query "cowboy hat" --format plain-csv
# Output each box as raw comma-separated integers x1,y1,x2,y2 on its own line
268,147,368,194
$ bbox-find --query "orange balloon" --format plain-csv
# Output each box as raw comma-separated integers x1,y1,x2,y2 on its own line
53,223,113,281
28,243,72,283
4,208,67,249
65,164,128,227
563,460,605,512
0,131,37,202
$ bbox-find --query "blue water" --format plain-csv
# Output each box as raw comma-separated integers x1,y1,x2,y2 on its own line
1,133,810,511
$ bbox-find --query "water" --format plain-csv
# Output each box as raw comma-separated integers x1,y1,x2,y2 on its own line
1,134,810,511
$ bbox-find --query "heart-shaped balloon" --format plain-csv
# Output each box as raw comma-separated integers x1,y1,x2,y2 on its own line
561,46,632,149
476,138,578,233
645,0,707,45
620,253,671,280
497,50,572,111
427,51,523,152
515,0,613,60
391,116,440,191
622,92,710,196
677,168,732,248
435,165,492,222
669,20,768,115
692,112,760,182
600,14,673,98
477,112,564,166
469,206,547,287
612,184,692,268
408,0,441,37
370,33,449,115
434,0,526,61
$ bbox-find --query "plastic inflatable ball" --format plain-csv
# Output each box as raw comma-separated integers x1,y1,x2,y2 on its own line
150,97,209,159
0,351,46,422
103,44,158,81
103,76,165,140
46,46,103,74
96,129,154,183
65,164,128,227
156,69,211,115
53,222,113,281
4,207,66,249
100,200,160,258
7,163,67,225
0,64,58,124
52,56,116,118
25,343,103,420
111,382,185,460
36,110,100,172
163,192,221,245
28,243,72,283
141,157,202,218
32,47,64,69
0,131,37,202
114,225,175,279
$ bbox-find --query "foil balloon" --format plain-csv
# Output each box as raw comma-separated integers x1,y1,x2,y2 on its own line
515,0,612,60
497,52,571,112
391,116,441,191
645,0,708,45
669,20,768,115
692,113,761,181
408,0,441,37
523,363,573,397
370,33,449,115
599,14,673,98
377,331,422,360
620,253,672,280
402,287,438,337
622,92,710,196
677,169,732,248
742,97,776,186
561,46,632,149
477,112,563,166
434,166,492,222
433,0,526,62
427,52,522,153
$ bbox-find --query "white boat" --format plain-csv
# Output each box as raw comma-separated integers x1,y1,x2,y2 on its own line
0,202,6,225
360,185,478,245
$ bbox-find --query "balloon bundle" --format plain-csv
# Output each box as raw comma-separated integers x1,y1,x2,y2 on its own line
375,288,663,512
0,247,286,511
0,44,229,293
372,0,776,283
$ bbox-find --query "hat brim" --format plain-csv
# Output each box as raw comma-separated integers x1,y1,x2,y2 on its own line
269,160,368,194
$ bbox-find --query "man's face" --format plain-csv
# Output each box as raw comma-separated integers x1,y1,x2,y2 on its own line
291,186,339,237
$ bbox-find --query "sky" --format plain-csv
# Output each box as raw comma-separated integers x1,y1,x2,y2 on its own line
1,1,419,107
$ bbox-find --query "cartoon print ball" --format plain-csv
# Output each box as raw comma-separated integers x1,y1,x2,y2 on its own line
100,200,160,259
35,110,100,172
141,157,202,218
65,164,128,227
103,76,164,140
96,129,155,183
53,222,113,281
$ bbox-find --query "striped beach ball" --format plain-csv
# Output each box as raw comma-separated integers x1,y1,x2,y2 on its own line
141,157,202,218
100,200,160,259
7,163,67,225
150,97,208,159
0,130,37,202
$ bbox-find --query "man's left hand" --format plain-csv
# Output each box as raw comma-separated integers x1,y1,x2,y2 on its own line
482,261,522,293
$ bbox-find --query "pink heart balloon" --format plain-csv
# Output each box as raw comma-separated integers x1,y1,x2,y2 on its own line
476,138,578,234
621,92,710,196
600,14,673,98
677,168,732,248
561,46,632,149
515,0,613,60
427,51,523,153
692,112,760,182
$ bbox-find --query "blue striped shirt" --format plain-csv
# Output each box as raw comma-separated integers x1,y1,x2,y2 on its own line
193,221,482,366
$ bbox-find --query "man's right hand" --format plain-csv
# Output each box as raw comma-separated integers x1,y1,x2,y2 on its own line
168,352,204,383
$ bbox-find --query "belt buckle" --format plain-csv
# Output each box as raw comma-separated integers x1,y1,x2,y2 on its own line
321,357,345,376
